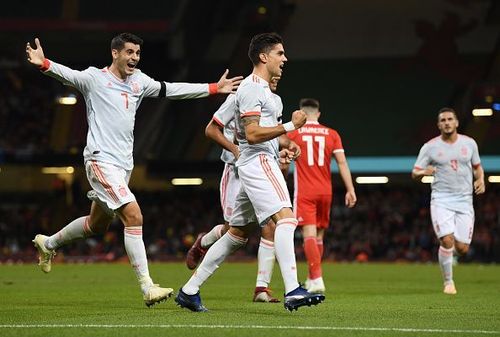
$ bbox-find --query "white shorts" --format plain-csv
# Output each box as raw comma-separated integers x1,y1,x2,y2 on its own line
220,163,240,222
231,153,292,227
85,160,136,211
430,203,475,244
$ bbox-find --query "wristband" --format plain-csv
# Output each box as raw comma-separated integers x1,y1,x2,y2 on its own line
39,58,50,72
208,83,218,95
283,121,295,132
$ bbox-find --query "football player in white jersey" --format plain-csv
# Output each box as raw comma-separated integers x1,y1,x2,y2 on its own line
26,32,242,307
185,77,299,303
176,32,325,312
412,107,485,295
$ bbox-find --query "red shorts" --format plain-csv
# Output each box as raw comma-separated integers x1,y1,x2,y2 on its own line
293,194,332,228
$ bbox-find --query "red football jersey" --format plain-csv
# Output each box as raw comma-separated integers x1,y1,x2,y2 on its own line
288,121,344,196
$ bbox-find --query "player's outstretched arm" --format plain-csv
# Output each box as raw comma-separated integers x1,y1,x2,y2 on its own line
26,38,45,68
25,38,92,91
216,69,243,94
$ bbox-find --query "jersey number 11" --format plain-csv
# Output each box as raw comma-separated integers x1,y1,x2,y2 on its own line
302,135,325,166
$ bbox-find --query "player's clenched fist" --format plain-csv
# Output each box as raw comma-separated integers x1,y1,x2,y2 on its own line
291,109,307,129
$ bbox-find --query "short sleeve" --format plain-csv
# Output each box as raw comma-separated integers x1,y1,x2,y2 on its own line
331,129,344,152
470,139,481,167
414,143,430,170
236,82,264,118
213,94,237,127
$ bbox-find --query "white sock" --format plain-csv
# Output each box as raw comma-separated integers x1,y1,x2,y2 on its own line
274,218,300,294
438,246,454,284
183,231,247,295
256,237,275,288
124,226,153,293
45,216,92,250
200,224,225,248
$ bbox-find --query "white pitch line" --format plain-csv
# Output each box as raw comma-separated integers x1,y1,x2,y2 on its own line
0,324,499,334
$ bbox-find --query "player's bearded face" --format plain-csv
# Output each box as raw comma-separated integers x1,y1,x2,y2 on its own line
437,112,458,135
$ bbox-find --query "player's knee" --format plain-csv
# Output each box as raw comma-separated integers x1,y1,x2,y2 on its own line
261,223,275,241
455,244,469,255
89,218,112,235
440,235,455,249
123,211,143,226
229,226,248,239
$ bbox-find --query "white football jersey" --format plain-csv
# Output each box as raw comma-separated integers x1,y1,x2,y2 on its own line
213,92,282,165
212,94,238,164
234,74,283,166
414,134,481,211
44,60,212,170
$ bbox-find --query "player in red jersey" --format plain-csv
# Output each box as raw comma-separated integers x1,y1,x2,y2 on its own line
288,98,357,293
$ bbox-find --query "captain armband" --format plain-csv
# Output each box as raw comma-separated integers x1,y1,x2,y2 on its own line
158,82,166,98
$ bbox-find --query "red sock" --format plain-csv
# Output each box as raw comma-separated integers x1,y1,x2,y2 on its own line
304,236,322,279
316,238,324,259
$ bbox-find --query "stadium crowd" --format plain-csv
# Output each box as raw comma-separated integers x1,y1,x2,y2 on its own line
1,184,498,264
0,69,55,158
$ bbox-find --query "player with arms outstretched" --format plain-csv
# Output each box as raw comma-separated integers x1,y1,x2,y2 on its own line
412,107,485,294
26,33,242,306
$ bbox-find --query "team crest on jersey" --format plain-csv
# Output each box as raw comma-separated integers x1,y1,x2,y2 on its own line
461,146,468,156
118,186,128,197
130,81,140,94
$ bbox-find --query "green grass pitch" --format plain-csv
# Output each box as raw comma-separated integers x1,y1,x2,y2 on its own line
1,262,499,337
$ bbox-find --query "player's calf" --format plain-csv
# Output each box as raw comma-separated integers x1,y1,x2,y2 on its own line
186,233,207,270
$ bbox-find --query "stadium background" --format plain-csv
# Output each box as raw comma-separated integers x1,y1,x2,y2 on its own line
0,0,499,265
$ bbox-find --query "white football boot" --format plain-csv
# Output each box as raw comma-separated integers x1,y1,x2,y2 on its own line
32,234,56,273
443,281,457,295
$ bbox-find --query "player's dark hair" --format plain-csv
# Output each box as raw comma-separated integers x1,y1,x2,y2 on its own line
300,98,320,110
437,107,458,120
248,32,283,65
111,33,143,51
